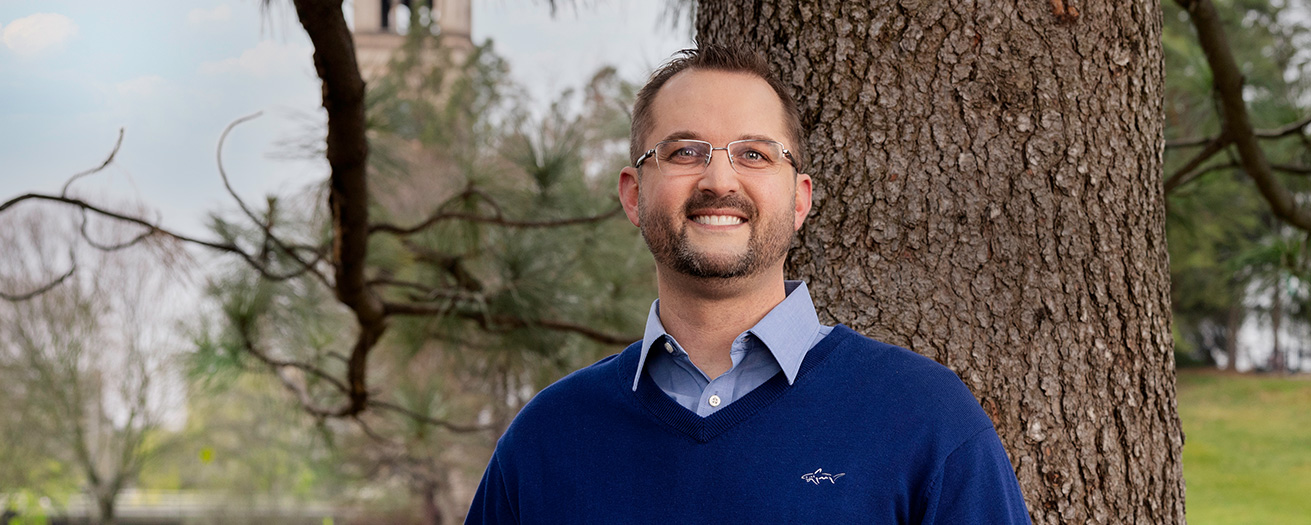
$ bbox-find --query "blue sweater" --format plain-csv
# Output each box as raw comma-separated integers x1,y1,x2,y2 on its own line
466,325,1031,524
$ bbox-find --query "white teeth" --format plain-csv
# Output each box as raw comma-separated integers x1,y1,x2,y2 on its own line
693,215,744,226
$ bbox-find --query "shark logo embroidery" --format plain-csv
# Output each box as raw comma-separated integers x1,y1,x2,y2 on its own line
801,468,846,485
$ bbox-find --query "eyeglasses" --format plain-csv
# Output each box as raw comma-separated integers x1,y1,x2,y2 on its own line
634,139,796,177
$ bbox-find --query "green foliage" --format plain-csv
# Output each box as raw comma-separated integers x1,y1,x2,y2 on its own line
138,373,344,500
1164,0,1311,366
0,490,58,525
1178,370,1311,522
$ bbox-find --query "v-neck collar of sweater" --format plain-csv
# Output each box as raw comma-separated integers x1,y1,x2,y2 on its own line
624,324,854,444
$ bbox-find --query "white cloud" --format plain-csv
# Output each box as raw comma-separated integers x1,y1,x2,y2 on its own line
187,5,232,25
199,40,311,77
3,13,78,57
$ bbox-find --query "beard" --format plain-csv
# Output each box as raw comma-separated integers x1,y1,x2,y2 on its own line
638,191,795,279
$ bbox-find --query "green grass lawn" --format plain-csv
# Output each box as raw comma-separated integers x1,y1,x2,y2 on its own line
1178,370,1311,524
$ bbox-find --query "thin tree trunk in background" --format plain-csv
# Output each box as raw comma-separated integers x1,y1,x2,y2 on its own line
697,1,1185,523
421,481,443,525
1270,282,1283,373
1225,303,1242,370
96,493,116,525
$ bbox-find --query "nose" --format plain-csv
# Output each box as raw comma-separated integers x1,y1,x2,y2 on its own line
695,148,741,196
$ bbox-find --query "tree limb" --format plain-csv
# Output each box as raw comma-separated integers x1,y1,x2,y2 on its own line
292,0,383,417
0,255,76,302
216,112,332,286
1176,0,1311,231
60,129,125,197
383,300,638,345
1164,135,1231,194
370,204,624,236
368,277,485,303
369,400,491,433
1,194,320,282
1272,163,1311,176
400,241,484,292
1165,114,1311,149
217,112,268,228
240,334,351,396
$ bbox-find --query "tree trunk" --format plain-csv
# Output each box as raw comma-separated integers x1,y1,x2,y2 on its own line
1225,303,1241,370
420,479,444,525
697,1,1185,523
95,492,116,525
1269,281,1283,373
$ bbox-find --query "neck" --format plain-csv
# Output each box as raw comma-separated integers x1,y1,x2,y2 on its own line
655,265,788,379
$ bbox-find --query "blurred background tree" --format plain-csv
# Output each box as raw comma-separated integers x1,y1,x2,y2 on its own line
183,10,651,523
0,207,192,525
1165,0,1311,372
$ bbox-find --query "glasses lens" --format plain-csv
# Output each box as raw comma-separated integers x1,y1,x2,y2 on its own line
729,141,785,173
655,141,711,175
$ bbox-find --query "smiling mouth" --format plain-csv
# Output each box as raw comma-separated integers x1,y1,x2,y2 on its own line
691,214,745,226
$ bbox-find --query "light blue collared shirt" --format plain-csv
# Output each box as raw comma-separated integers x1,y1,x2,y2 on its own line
632,280,834,417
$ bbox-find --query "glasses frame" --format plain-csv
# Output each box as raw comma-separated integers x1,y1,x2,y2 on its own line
634,139,797,176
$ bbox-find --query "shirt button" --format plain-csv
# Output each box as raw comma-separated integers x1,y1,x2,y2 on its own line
664,342,674,353
708,395,722,407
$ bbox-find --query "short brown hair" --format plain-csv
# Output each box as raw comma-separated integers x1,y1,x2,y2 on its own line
629,44,805,172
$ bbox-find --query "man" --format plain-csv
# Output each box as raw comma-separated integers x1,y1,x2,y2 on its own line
466,45,1030,524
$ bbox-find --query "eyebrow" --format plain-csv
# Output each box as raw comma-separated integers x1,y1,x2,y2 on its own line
657,131,782,144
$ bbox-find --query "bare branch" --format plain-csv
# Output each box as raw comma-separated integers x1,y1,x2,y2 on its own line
272,367,346,418
1,194,324,282
0,253,76,302
1176,0,1311,231
1164,136,1231,194
217,112,267,227
1263,114,1311,139
241,338,351,396
78,210,156,252
383,301,638,345
1165,162,1239,193
369,400,491,433
1165,114,1311,149
1272,163,1311,176
368,278,485,302
371,204,624,236
217,112,333,287
61,129,125,197
402,241,484,292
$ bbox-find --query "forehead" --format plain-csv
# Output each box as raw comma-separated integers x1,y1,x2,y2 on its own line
647,69,789,147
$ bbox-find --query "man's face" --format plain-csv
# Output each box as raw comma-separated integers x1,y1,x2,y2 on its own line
618,69,812,280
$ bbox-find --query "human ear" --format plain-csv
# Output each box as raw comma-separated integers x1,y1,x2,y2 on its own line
793,173,813,231
619,166,642,227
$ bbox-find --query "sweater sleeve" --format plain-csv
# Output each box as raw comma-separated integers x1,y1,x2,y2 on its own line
464,450,519,525
920,427,1032,525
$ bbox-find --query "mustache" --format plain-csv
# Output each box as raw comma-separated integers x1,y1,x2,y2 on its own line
682,193,756,218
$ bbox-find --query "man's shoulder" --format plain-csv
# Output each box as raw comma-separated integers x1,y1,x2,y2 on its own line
819,326,992,432
823,326,966,387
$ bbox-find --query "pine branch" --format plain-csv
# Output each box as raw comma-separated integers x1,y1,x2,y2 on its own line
1175,0,1311,231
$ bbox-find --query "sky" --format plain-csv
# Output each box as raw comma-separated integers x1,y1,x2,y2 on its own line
0,0,691,238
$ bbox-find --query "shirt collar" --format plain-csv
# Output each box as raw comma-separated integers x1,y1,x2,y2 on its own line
632,280,823,391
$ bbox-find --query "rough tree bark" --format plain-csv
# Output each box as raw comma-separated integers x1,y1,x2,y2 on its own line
698,1,1185,523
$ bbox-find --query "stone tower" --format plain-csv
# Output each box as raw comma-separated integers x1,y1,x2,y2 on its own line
352,0,474,81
